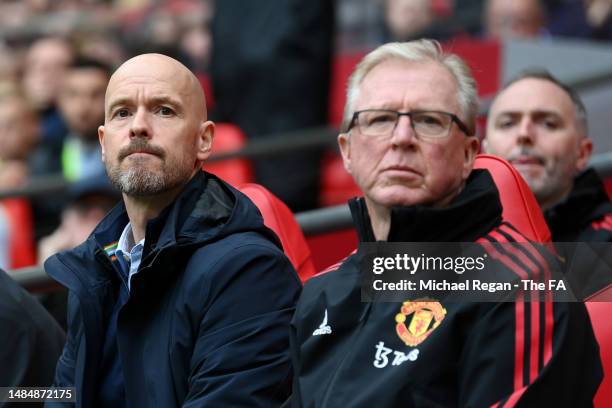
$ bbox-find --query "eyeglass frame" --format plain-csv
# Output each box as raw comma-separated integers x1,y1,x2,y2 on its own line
345,109,473,138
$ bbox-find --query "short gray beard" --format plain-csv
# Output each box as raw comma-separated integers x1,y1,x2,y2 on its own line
108,164,191,197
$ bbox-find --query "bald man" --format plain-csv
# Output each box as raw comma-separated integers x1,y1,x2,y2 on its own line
44,54,301,407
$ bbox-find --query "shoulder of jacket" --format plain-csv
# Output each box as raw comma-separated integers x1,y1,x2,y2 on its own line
193,231,281,256
184,232,287,275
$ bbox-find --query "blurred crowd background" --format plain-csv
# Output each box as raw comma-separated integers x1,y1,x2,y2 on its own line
1,0,612,274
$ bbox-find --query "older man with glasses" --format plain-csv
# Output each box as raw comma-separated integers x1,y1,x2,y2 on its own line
287,40,601,407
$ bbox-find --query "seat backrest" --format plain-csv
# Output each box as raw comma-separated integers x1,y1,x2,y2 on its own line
473,154,551,242
203,123,254,187
585,300,612,407
239,183,316,283
320,151,362,207
3,198,36,268
476,154,610,407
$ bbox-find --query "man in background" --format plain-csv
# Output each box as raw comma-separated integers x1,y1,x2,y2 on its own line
31,57,111,181
484,0,546,39
22,36,72,145
30,57,112,239
485,69,612,298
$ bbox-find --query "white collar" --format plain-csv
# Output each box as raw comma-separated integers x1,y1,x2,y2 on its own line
117,222,145,254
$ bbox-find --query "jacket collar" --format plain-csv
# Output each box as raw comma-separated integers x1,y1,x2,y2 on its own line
48,171,280,291
349,169,503,242
545,168,612,236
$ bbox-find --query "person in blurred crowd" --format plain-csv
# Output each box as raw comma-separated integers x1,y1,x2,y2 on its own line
38,175,120,331
45,53,300,407
383,0,436,41
31,57,110,181
547,0,612,41
0,268,65,392
22,36,73,145
484,0,547,39
38,175,120,264
0,94,40,191
0,45,20,90
211,0,333,212
29,57,111,239
77,30,126,70
381,0,487,43
0,95,39,270
289,40,601,407
485,69,612,298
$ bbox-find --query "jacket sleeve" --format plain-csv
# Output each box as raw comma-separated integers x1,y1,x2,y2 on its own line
0,275,64,390
458,263,603,406
182,243,301,407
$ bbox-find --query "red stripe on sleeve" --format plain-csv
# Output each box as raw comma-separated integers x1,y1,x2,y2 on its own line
591,214,612,230
498,224,555,364
478,240,526,392
502,385,529,408
487,231,541,384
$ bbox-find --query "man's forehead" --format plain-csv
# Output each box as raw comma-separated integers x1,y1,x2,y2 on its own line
107,55,195,97
356,59,459,110
106,75,189,98
492,78,574,116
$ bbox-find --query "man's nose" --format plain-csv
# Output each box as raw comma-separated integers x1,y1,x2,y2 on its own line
516,118,535,146
390,114,417,148
130,107,151,138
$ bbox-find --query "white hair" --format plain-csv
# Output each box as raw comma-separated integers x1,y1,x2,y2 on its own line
342,39,479,135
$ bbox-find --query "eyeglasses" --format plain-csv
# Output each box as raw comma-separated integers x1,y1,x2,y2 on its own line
346,109,472,139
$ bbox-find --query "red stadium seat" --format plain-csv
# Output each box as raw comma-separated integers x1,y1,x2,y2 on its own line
203,123,254,187
2,198,36,268
474,154,551,242
319,151,362,207
239,183,316,283
587,289,612,407
476,154,610,406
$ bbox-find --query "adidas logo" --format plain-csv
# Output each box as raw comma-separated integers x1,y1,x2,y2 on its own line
312,309,332,336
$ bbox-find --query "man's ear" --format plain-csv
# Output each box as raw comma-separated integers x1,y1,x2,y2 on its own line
338,133,352,174
197,121,215,161
575,137,593,173
462,136,480,179
98,125,106,162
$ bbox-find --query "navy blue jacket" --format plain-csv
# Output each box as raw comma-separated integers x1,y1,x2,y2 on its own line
0,269,65,394
45,171,301,407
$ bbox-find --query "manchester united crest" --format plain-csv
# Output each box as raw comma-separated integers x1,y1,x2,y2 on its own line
395,299,446,347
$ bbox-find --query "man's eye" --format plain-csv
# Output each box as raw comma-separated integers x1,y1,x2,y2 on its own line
496,118,515,129
542,119,560,130
414,114,444,127
115,109,129,118
159,106,174,116
366,113,395,126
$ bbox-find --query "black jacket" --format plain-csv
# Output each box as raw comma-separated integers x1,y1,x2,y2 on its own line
545,168,612,299
0,268,65,399
45,171,301,407
290,170,602,407
545,168,612,242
